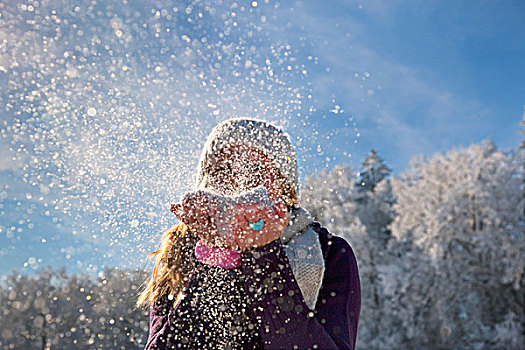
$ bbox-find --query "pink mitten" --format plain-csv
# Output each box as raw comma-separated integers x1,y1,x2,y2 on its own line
171,186,289,254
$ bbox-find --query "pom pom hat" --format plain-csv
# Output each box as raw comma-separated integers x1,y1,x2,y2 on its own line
195,118,299,201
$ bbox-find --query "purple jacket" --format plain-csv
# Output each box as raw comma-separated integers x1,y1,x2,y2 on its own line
145,222,361,349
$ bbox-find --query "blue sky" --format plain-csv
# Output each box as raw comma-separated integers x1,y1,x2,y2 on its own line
0,0,524,278
276,0,524,171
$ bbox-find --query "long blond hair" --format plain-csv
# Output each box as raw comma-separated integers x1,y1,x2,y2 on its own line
136,174,298,310
136,222,198,309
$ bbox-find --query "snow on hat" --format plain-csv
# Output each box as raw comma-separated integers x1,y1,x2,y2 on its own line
195,118,299,197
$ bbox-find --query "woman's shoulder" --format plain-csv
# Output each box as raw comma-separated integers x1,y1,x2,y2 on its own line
150,292,172,317
311,221,358,270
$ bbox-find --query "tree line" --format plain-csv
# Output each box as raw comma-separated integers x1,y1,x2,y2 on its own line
302,138,524,349
0,267,150,349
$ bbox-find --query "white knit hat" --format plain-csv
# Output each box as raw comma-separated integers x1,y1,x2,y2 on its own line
195,118,299,198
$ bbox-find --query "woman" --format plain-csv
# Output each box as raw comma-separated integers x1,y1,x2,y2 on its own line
137,118,361,349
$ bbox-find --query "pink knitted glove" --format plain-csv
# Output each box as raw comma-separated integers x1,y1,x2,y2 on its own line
171,186,289,251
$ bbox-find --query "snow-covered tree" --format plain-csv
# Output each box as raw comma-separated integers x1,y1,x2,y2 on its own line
302,164,396,349
301,165,357,226
0,266,150,349
391,140,525,349
356,150,391,193
302,162,394,245
303,141,524,349
520,111,525,149
339,150,394,245
376,241,439,348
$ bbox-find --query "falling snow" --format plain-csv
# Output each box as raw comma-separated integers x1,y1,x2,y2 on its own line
0,0,348,272
1,0,523,349
0,0,361,348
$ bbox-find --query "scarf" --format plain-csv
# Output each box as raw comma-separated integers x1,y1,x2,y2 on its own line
193,206,325,310
280,207,325,310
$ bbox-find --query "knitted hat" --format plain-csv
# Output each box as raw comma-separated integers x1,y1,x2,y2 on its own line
195,118,299,199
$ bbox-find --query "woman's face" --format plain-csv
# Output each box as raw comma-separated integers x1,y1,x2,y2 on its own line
203,144,283,202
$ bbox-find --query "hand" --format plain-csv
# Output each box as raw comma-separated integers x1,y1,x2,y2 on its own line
171,190,290,250
231,198,290,251
170,191,222,246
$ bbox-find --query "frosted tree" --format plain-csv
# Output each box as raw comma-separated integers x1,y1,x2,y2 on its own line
390,140,525,349
354,150,393,242
301,162,393,240
301,165,357,225
352,152,396,347
351,178,396,348
376,241,438,348
0,266,150,349
356,149,392,193
302,164,396,349
89,268,150,348
0,267,65,349
520,111,525,149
